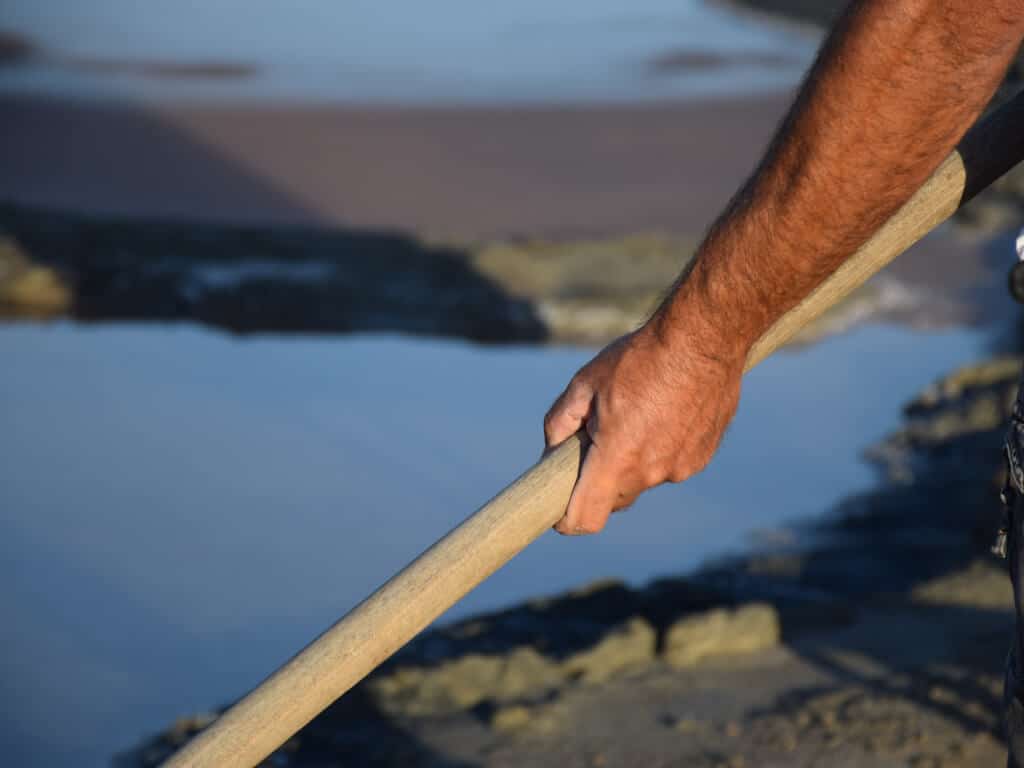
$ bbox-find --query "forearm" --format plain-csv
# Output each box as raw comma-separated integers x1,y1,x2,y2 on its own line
656,0,1024,361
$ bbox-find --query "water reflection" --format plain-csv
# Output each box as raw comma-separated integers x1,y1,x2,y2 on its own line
0,321,987,766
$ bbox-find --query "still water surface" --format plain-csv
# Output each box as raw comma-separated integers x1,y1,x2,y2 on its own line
0,321,992,766
0,0,817,103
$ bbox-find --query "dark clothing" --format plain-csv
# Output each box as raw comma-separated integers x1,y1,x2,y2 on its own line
1006,498,1024,766
1004,382,1024,766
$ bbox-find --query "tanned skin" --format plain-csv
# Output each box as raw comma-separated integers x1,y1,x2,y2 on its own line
545,0,1024,536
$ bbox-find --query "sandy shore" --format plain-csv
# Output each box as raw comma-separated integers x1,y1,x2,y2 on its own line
1,92,794,239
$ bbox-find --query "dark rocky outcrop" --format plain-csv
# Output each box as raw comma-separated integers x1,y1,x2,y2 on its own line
0,203,960,346
0,203,706,344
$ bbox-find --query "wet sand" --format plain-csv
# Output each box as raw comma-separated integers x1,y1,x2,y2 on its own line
1,92,793,239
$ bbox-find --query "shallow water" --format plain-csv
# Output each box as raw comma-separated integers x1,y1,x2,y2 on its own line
0,320,991,766
0,0,817,104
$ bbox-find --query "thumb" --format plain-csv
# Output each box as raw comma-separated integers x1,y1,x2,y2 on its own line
544,377,594,447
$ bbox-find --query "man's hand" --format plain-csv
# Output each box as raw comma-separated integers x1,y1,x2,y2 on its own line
542,0,1024,537
544,316,744,536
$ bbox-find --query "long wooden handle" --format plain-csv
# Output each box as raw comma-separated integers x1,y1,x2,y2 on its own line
164,92,1024,768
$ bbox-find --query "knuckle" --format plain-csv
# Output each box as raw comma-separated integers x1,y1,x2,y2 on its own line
667,466,689,484
636,451,667,487
641,465,662,489
567,375,589,399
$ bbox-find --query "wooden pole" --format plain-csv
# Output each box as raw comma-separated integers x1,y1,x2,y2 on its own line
164,92,1024,768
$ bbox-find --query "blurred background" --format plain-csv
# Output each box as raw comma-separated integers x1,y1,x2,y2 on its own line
2,2,1023,767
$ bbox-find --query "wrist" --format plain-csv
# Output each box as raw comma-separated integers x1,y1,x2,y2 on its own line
648,258,756,369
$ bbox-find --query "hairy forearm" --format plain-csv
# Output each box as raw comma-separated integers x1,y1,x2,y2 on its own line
656,0,1024,361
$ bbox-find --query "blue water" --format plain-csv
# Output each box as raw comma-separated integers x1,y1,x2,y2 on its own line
0,320,990,766
0,0,817,104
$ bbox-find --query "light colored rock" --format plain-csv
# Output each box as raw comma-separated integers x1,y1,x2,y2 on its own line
561,617,657,684
911,559,1013,610
368,646,563,717
490,705,532,732
0,237,70,316
472,233,697,344
673,717,710,734
663,603,780,668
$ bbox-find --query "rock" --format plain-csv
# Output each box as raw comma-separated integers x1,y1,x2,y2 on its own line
0,203,913,345
561,617,657,683
367,646,563,717
0,265,71,314
672,716,711,734
662,604,780,668
0,203,699,343
909,358,1021,408
472,233,697,343
491,704,532,732
866,357,1020,484
911,559,1013,610
0,236,70,316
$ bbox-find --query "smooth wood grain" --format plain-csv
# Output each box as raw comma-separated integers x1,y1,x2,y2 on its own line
164,91,1024,768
